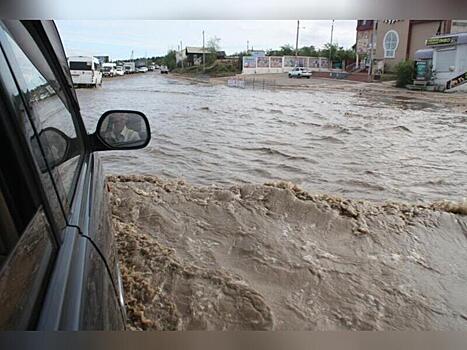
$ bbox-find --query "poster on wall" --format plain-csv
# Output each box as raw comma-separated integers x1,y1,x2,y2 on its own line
270,57,282,68
283,56,296,67
309,57,319,68
243,57,256,68
296,57,306,67
320,58,329,68
257,57,269,68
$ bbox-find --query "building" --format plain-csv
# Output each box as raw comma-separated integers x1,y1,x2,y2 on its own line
176,47,210,66
451,20,467,33
427,32,467,92
374,20,451,72
355,20,375,69
94,55,109,65
176,47,227,67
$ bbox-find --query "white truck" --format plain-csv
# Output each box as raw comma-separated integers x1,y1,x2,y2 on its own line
288,67,312,79
123,62,136,74
68,56,103,87
102,62,117,77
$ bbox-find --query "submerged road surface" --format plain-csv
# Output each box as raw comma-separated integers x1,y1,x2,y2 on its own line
77,72,467,203
76,73,467,330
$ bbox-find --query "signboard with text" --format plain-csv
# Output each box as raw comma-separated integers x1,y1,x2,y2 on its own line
446,71,467,90
426,36,457,47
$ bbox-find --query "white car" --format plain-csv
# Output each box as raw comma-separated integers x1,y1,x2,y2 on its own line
160,65,169,74
136,66,148,73
288,67,312,79
115,66,125,76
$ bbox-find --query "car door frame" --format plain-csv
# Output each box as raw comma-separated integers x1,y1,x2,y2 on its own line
0,20,126,329
23,20,127,329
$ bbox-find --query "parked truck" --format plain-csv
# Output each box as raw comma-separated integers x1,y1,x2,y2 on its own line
123,61,136,74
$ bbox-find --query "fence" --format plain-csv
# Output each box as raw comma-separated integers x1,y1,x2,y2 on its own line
242,55,330,75
227,77,277,90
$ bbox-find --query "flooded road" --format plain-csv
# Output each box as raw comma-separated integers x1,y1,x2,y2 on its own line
78,73,467,330
109,175,467,330
77,72,467,203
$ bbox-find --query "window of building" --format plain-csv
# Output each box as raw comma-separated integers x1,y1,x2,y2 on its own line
383,30,399,58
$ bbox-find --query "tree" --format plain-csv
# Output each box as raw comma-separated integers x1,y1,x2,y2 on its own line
163,50,177,70
319,43,339,61
298,45,317,57
280,44,294,55
395,60,415,87
206,36,221,53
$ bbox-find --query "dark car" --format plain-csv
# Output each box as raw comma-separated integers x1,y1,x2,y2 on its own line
0,20,150,330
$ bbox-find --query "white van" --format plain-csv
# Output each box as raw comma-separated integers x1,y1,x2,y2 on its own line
68,56,103,87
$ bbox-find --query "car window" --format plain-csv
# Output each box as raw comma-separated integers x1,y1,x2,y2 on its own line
0,24,85,214
0,31,67,233
0,204,57,330
0,135,57,329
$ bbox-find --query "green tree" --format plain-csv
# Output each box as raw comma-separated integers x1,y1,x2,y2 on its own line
163,50,177,70
394,60,415,87
298,45,317,57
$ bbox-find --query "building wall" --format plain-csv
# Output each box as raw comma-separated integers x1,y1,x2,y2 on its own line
408,21,447,59
375,20,410,72
356,29,373,56
451,20,467,33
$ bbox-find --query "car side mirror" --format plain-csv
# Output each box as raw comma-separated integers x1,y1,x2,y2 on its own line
91,110,151,152
31,127,82,173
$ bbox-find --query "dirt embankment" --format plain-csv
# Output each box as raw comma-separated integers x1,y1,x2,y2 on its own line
109,175,467,330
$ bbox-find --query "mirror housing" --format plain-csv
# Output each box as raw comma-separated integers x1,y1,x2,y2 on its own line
91,110,151,152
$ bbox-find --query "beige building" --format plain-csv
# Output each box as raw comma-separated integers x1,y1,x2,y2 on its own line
451,20,467,33
355,20,375,69
375,20,451,72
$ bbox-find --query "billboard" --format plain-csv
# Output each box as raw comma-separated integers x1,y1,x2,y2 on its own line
243,57,256,68
270,57,282,68
257,57,269,68
309,57,319,68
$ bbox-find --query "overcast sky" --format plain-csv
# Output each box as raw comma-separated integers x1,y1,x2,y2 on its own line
56,20,357,60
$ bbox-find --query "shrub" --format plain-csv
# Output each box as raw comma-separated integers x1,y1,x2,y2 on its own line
394,60,415,88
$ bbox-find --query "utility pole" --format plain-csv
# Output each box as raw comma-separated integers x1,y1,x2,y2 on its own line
328,19,334,70
180,40,184,69
368,20,377,78
202,30,205,72
295,20,300,57
247,40,249,52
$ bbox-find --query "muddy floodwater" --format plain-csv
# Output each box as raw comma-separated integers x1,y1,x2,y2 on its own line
77,73,467,330
77,73,467,203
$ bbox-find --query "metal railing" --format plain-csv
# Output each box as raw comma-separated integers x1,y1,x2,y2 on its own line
227,77,277,90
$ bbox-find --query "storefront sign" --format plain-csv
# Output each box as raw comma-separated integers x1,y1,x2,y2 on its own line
446,71,467,90
426,36,457,46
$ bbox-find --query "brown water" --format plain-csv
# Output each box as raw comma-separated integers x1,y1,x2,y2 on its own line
77,72,467,203
109,175,467,330
77,73,467,330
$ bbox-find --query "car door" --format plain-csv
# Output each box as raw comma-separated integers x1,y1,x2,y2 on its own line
0,21,125,329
